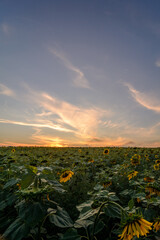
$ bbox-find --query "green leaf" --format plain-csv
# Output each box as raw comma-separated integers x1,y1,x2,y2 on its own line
74,219,94,229
0,193,16,210
20,171,35,189
0,200,7,211
76,200,93,212
60,228,81,240
128,199,134,210
3,218,30,240
27,165,38,174
95,221,105,234
3,179,19,189
74,208,99,228
49,206,73,228
104,203,122,218
18,202,46,227
79,208,99,220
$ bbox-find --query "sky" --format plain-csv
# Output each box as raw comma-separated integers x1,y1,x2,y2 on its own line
0,0,160,147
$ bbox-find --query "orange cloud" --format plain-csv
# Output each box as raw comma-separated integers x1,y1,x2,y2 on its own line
34,91,111,138
0,118,73,132
0,83,15,97
125,83,160,113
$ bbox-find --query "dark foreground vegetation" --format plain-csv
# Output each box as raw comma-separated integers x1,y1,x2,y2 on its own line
0,146,160,240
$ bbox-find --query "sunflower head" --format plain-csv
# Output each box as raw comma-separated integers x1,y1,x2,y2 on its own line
103,181,112,188
119,213,152,240
128,171,138,181
88,159,94,163
155,159,160,164
103,148,109,155
144,176,154,182
145,183,160,197
130,154,140,166
153,218,160,232
11,148,16,153
60,170,74,183
154,164,159,170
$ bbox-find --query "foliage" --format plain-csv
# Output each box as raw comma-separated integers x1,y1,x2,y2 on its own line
0,146,160,239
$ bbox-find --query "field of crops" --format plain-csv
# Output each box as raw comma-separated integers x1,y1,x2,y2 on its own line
0,146,160,240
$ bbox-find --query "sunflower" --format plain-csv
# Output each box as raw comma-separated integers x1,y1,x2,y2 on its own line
155,159,160,164
119,217,152,240
60,170,74,183
131,154,140,166
103,148,109,154
137,198,141,203
17,183,21,190
145,186,160,197
88,159,94,163
103,181,112,188
144,176,154,182
153,220,160,232
11,148,16,153
128,171,138,181
154,164,159,170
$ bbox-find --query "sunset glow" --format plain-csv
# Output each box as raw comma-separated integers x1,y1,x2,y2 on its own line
0,1,160,147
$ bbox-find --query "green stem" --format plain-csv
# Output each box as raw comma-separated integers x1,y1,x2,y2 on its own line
86,227,92,240
92,200,126,238
81,235,89,240
108,200,126,214
39,210,57,234
92,201,107,238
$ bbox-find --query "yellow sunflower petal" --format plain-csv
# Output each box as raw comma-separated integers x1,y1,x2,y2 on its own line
132,223,139,237
135,222,143,236
120,225,128,238
139,218,152,227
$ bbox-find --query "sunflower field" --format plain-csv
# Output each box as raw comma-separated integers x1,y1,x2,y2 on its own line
0,146,160,240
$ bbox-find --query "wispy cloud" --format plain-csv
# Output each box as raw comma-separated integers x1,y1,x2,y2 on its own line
49,48,90,89
31,90,111,138
0,141,35,147
124,82,160,113
1,23,11,35
0,118,73,132
31,128,69,147
86,136,129,147
0,84,112,143
155,59,160,67
0,83,15,97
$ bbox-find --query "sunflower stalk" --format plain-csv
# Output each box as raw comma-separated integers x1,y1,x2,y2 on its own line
92,200,125,239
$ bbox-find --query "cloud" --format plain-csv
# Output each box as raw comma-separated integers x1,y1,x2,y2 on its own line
0,141,35,147
0,84,112,144
0,118,73,133
86,136,129,147
124,82,160,113
123,141,136,146
32,90,111,138
1,23,11,35
102,120,119,128
31,129,69,147
155,59,160,67
0,83,15,97
49,48,90,89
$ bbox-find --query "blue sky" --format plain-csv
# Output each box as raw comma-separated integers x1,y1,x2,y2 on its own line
0,0,160,147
